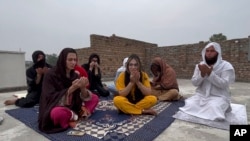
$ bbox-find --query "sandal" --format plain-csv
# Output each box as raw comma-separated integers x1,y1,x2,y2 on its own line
79,106,91,120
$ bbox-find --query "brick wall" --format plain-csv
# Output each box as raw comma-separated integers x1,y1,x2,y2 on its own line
76,34,157,78
76,34,250,82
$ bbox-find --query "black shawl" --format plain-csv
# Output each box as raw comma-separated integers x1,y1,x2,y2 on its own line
38,48,82,133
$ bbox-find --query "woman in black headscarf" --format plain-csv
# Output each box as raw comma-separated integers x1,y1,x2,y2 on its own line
82,53,110,97
38,48,99,133
4,50,52,107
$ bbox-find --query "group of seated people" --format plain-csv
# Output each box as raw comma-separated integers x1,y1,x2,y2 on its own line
3,42,235,134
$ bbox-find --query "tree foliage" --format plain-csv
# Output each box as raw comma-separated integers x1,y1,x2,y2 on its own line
209,33,227,42
46,53,58,66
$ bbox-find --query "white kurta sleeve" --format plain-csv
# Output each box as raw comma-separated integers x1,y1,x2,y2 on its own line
207,70,234,88
191,64,205,86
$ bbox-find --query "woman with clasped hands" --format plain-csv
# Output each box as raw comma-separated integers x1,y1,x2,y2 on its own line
38,48,99,133
113,54,157,115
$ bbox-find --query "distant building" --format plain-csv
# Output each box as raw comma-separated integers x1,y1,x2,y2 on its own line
0,50,27,92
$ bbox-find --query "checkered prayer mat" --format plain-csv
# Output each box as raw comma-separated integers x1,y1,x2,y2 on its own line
74,100,170,139
5,97,184,141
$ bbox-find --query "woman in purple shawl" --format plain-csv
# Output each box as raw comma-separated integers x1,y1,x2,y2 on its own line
38,48,99,133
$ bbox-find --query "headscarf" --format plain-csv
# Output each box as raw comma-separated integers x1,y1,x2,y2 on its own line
55,48,77,82
74,64,89,88
88,53,100,65
75,65,88,77
32,50,45,63
151,57,179,90
200,42,235,84
82,53,102,90
39,48,82,133
32,50,47,68
82,53,101,72
198,42,235,99
117,57,128,72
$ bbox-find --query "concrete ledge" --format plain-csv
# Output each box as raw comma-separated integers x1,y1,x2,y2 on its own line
0,86,27,93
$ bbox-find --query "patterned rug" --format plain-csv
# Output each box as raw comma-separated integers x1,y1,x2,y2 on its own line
5,98,184,141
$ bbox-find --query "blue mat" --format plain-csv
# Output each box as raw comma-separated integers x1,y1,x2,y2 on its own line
5,97,184,141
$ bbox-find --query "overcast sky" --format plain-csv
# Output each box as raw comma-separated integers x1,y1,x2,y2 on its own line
1,0,250,61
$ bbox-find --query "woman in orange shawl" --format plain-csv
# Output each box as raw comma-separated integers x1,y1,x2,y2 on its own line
150,57,182,101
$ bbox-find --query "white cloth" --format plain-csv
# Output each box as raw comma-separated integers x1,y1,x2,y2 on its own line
114,57,128,83
179,42,235,121
174,103,247,130
108,57,128,94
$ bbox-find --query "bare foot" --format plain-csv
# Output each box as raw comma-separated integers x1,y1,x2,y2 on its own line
69,121,77,128
4,99,18,105
80,106,91,119
142,109,157,116
173,94,183,101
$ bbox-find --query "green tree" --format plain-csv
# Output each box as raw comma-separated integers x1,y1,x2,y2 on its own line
209,33,227,42
46,53,58,66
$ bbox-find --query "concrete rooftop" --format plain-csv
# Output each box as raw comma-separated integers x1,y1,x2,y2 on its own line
0,79,249,141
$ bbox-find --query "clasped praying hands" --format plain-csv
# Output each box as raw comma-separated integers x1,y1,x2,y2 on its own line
198,64,213,77
36,67,49,75
130,71,140,84
89,61,99,70
72,77,89,89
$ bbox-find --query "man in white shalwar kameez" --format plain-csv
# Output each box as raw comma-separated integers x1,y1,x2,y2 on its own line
179,42,235,121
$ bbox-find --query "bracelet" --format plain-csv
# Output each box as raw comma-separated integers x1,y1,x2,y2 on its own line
80,91,87,98
80,90,92,101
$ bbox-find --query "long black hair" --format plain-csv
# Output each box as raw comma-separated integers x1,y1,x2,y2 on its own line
88,53,100,64
124,54,144,103
55,48,77,83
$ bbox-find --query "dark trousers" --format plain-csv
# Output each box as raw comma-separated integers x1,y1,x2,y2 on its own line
91,84,110,97
15,91,40,108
